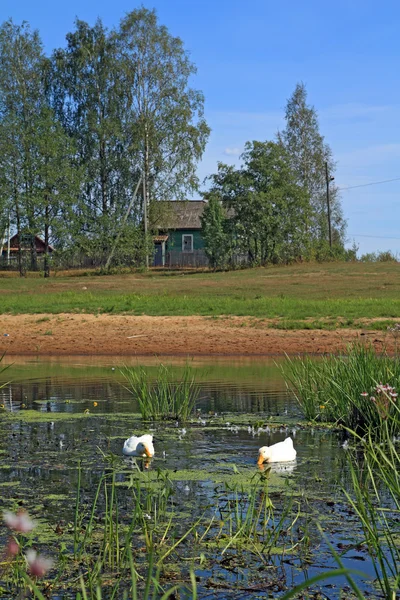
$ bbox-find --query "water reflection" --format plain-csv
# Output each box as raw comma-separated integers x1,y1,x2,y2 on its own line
0,375,297,417
0,358,374,598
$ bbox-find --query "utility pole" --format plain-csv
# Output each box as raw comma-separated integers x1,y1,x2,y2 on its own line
143,174,149,270
325,161,334,248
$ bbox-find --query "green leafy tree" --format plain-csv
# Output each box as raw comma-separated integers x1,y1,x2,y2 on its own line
0,19,47,273
117,7,210,204
201,195,231,269
33,106,81,276
51,19,129,250
208,141,309,265
278,82,346,247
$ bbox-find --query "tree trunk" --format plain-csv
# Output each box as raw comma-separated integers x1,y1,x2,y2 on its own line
13,164,24,278
30,228,38,271
100,137,107,216
44,203,50,278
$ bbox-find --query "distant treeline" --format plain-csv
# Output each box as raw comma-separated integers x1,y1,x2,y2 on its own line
0,10,349,276
0,9,209,275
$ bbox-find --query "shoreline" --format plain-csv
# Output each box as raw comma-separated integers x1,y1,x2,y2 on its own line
0,314,393,357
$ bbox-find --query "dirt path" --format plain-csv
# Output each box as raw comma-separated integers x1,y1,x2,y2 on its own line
0,314,392,356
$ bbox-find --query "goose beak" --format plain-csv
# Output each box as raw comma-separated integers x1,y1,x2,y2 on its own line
144,446,153,458
257,454,264,465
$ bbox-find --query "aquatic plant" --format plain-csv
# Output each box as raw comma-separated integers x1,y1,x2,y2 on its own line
214,472,299,559
292,420,400,600
344,422,400,599
0,353,11,389
284,343,400,434
123,364,199,421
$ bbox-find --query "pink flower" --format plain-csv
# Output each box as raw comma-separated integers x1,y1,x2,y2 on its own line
3,510,35,533
26,550,53,578
360,392,368,397
6,537,20,557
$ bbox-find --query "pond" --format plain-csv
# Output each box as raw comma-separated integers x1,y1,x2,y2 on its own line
0,356,379,598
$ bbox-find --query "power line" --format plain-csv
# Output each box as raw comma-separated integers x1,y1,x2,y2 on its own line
348,233,400,240
338,176,400,191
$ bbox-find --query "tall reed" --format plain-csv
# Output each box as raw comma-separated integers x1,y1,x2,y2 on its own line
344,420,400,598
123,364,199,420
284,343,400,434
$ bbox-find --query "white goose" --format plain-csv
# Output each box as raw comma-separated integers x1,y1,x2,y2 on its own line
122,434,155,458
257,437,296,464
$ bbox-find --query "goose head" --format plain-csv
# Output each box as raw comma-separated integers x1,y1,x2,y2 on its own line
137,435,155,458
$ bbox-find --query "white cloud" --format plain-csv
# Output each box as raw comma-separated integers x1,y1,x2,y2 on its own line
224,147,241,156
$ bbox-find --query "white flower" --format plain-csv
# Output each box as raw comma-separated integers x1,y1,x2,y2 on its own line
3,510,35,533
26,550,53,578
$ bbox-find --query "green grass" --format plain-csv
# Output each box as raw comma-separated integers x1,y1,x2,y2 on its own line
123,364,199,421
0,262,400,325
284,344,400,433
344,423,400,599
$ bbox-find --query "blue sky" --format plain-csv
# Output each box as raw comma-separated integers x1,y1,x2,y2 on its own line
2,0,400,255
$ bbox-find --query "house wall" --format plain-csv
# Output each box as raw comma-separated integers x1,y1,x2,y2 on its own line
167,229,205,251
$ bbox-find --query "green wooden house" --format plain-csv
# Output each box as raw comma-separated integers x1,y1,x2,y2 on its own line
152,200,207,267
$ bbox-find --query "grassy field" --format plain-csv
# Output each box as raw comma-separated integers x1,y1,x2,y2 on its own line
0,262,399,327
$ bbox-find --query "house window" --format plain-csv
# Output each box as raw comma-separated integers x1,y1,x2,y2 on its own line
182,234,193,252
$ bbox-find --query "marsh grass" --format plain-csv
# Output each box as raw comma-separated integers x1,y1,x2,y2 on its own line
66,458,198,598
284,344,400,433
0,456,311,599
343,422,400,598
215,472,301,560
123,364,199,421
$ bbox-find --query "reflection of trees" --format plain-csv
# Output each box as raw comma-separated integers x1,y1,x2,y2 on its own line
2,378,136,413
198,383,291,415
2,379,297,417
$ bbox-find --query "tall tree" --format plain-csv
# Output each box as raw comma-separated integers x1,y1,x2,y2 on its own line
208,141,309,265
0,19,46,272
33,106,81,276
51,19,131,251
117,8,210,205
0,20,85,275
278,83,346,246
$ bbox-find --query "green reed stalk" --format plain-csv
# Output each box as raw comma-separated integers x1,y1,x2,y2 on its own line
73,460,82,559
123,364,199,421
79,474,105,558
344,421,400,598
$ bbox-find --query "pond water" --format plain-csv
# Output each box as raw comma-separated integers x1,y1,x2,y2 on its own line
0,357,379,598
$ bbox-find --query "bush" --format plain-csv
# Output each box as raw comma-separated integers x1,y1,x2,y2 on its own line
360,250,398,263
